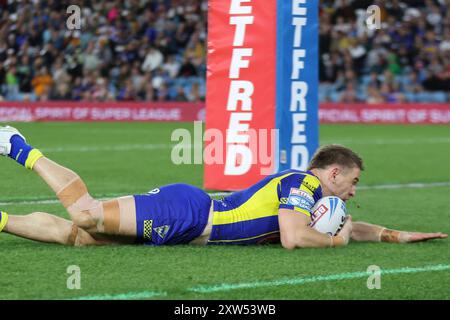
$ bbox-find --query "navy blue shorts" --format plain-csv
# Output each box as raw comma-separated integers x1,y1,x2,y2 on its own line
133,184,211,245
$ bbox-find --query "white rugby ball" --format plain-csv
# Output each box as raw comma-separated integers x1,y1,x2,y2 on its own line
309,196,347,236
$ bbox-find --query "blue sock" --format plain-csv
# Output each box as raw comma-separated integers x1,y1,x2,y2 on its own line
8,134,43,169
9,134,34,166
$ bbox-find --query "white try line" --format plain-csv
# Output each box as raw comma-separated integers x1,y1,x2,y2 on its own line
67,263,450,300
1,181,450,206
40,144,177,153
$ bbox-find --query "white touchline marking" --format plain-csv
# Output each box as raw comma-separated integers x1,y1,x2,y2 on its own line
357,181,450,190
321,137,450,145
66,264,450,299
70,290,167,300
1,181,450,206
41,144,178,153
187,264,450,294
35,136,450,153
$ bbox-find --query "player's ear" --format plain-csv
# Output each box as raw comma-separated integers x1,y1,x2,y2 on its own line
329,166,341,183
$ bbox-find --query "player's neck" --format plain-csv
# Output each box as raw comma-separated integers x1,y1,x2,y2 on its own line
310,168,333,197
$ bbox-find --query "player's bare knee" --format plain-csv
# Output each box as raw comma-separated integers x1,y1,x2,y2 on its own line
67,196,103,231
64,194,124,236
70,208,96,230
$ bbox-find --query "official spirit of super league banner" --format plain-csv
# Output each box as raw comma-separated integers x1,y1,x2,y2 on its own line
205,0,319,190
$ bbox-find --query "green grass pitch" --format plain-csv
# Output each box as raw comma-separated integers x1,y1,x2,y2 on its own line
1,122,449,300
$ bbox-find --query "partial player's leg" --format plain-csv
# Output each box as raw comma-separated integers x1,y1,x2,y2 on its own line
0,126,137,240
0,210,111,246
32,157,137,239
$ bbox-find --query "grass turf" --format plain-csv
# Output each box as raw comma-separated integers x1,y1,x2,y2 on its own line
1,122,449,300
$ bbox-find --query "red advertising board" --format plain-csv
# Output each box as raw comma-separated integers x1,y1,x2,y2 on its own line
319,103,450,124
0,102,205,122
204,0,277,191
1,102,447,125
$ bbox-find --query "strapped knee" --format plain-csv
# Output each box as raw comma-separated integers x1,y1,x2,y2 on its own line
68,198,121,235
57,178,88,209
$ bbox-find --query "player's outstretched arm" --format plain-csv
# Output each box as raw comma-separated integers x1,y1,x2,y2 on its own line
351,221,448,243
278,209,352,249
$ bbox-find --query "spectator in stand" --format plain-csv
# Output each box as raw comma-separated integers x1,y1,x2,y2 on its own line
174,86,189,102
187,82,204,102
141,46,164,73
31,66,53,101
5,65,19,100
340,83,358,103
50,82,72,100
366,86,385,104
162,55,181,79
16,54,33,95
177,56,198,78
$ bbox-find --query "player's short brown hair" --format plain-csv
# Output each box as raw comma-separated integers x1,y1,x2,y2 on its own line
307,144,364,171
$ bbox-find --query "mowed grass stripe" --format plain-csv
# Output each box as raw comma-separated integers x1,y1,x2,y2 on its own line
187,264,450,294
2,181,450,206
68,264,450,299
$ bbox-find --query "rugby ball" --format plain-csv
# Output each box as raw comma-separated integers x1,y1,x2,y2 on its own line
309,196,347,236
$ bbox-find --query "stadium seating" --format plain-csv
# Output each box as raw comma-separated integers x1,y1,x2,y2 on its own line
0,0,448,103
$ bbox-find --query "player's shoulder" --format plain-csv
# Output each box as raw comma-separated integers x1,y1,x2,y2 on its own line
277,169,320,181
277,169,322,192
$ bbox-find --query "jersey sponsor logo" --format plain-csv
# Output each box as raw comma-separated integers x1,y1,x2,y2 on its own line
287,187,314,210
301,180,317,193
287,195,313,211
288,195,302,206
289,188,314,202
143,220,153,241
154,225,170,239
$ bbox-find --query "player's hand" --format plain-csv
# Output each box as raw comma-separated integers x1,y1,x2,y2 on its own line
402,231,448,243
336,215,353,245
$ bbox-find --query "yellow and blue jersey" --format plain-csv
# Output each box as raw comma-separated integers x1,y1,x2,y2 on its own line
208,169,323,245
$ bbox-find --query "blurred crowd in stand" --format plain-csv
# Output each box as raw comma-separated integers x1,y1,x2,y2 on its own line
0,0,448,103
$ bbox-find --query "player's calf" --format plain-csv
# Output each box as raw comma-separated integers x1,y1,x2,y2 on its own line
1,211,101,246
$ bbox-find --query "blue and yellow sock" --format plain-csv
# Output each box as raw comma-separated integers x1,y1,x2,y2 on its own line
0,211,8,232
8,134,43,170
